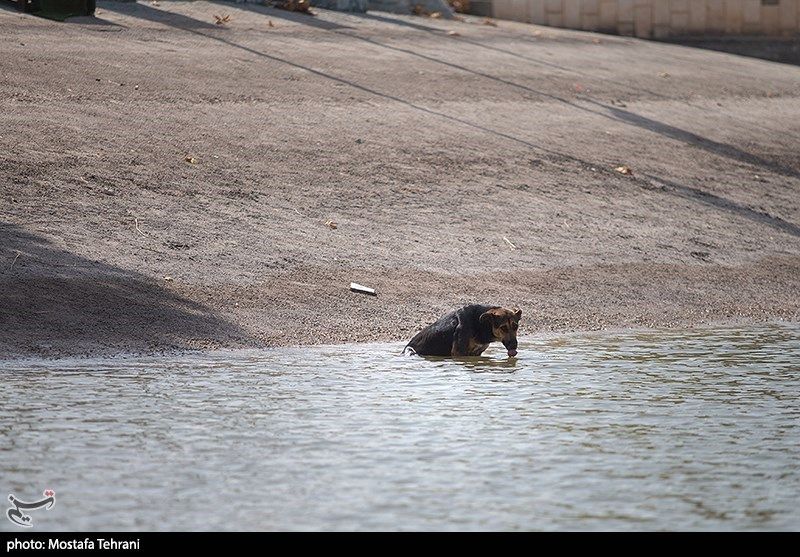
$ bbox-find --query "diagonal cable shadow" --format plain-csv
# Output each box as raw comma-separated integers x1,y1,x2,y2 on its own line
100,2,604,169
354,11,800,142
641,174,800,238
334,25,800,180
103,2,800,182
584,99,800,180
100,3,800,239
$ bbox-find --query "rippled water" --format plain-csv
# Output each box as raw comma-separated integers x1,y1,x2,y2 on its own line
1,323,799,531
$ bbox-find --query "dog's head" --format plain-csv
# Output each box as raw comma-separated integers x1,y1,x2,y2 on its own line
479,307,522,357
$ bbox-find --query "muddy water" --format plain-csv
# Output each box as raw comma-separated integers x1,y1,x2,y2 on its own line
1,324,798,531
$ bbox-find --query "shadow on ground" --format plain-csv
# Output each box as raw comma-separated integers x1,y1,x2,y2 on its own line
99,1,800,223
660,37,800,67
98,0,218,29
0,224,252,358
641,174,800,238
104,2,800,181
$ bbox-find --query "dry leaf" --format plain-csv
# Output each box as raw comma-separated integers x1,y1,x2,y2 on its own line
447,30,461,36
325,220,338,230
615,165,633,175
185,156,198,164
659,72,670,78
214,14,231,25
268,20,275,27
430,11,442,18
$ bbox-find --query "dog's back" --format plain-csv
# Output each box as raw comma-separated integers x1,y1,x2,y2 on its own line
404,308,461,357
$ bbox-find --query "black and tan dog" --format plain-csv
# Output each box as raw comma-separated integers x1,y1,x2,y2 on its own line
404,304,522,358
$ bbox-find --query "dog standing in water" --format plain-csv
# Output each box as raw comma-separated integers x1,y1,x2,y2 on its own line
404,304,522,357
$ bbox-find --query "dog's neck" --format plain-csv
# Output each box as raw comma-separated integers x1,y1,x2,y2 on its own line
477,323,496,344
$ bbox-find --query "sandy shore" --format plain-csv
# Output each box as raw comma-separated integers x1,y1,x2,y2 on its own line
1,1,799,358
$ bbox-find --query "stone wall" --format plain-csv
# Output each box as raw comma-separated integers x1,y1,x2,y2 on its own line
490,0,800,38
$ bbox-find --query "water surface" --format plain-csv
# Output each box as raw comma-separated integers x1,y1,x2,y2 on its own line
1,323,799,530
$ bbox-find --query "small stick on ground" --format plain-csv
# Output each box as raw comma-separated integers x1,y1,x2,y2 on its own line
350,282,377,296
9,251,20,271
135,218,147,237
503,236,517,250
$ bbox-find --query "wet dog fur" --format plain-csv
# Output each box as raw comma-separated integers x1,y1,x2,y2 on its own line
404,304,522,357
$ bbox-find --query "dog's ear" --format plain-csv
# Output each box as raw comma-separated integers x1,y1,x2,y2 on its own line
513,308,522,321
479,311,494,325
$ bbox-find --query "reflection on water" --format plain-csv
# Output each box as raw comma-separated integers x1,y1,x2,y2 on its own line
1,323,798,531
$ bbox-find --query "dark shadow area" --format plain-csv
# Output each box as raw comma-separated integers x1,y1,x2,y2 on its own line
100,0,219,30
0,224,253,358
643,174,800,239
0,0,24,13
660,37,800,67
0,0,119,24
209,0,353,30
3,0,96,20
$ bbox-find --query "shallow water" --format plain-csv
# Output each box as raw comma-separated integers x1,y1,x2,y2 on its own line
1,323,799,531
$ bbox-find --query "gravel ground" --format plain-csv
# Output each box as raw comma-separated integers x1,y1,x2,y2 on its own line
1,1,799,358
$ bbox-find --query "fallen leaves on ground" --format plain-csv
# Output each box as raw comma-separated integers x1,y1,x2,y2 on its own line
615,165,633,175
325,220,338,230
185,156,198,164
447,30,461,36
214,14,231,26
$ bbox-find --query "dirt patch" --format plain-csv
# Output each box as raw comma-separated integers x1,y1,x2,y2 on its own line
1,1,799,358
